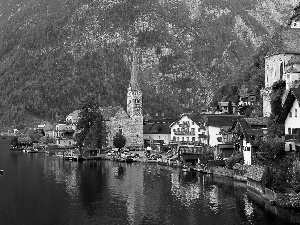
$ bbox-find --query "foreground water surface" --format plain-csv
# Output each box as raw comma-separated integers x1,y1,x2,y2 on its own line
1,139,300,225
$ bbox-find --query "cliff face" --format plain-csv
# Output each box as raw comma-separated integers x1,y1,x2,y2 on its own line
0,0,297,127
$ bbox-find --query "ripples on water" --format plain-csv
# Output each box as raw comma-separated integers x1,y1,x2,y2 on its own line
1,140,300,225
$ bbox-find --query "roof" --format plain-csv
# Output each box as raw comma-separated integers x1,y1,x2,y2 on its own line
203,115,244,127
287,55,300,66
67,110,80,121
231,118,267,144
278,87,300,123
267,28,300,56
243,117,269,126
218,102,236,107
286,65,300,73
143,123,171,134
170,113,204,127
100,106,125,120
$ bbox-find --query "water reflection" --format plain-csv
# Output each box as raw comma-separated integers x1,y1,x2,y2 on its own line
1,139,300,225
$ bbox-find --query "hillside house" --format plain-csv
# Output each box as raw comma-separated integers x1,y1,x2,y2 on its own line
278,87,300,154
143,118,174,149
262,3,300,117
230,117,268,165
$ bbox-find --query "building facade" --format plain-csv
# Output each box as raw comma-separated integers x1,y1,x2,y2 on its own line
262,3,300,117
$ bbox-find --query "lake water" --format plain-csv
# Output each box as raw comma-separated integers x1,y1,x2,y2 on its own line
1,139,300,225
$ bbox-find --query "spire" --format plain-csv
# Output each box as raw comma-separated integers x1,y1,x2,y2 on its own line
130,38,140,90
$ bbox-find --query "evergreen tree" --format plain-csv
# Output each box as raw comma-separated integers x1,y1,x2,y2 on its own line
75,94,108,150
113,132,126,150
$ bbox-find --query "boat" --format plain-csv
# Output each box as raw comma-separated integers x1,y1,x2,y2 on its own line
125,156,134,163
0,170,3,175
27,147,38,153
182,165,190,172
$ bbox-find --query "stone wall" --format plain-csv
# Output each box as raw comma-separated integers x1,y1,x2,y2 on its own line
264,188,300,208
106,108,143,149
246,165,265,182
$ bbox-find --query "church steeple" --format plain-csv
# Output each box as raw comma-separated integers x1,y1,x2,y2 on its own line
130,39,140,91
127,39,142,118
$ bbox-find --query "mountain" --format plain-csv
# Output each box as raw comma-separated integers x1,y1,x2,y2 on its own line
0,0,297,128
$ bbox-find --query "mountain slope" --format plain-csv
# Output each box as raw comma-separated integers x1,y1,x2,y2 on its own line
0,0,296,127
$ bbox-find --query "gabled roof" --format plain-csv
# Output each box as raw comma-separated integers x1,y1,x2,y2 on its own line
287,55,300,66
267,28,300,56
100,106,126,120
244,117,269,127
286,65,300,73
67,110,80,121
278,87,300,123
143,123,171,134
203,115,244,127
231,117,267,144
169,113,204,127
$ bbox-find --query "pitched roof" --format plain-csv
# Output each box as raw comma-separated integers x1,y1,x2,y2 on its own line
204,115,244,127
170,113,204,127
287,55,300,66
100,106,124,120
67,110,80,121
286,65,300,73
267,28,300,56
278,87,300,123
143,123,171,134
243,117,269,126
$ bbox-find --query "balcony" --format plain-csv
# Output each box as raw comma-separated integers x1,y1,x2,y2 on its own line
174,131,195,135
285,134,300,142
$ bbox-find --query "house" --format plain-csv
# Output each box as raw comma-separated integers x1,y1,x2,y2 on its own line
202,114,244,160
278,87,300,153
66,110,80,124
53,120,76,146
170,113,204,145
143,118,175,149
261,3,300,117
217,102,237,114
230,117,268,165
36,121,54,138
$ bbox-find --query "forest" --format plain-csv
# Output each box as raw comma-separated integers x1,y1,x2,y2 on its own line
0,0,294,129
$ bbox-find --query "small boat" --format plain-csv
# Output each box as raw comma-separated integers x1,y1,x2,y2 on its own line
0,170,3,175
125,156,134,163
182,165,190,172
27,148,38,153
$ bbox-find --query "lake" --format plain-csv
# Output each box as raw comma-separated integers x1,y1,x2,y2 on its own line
0,139,300,225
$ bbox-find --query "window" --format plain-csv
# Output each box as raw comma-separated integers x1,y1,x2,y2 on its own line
288,128,291,134
192,137,195,142
119,127,123,134
177,128,180,132
182,137,184,141
296,109,298,117
177,137,179,141
187,137,189,142
173,129,176,132
289,111,292,117
192,121,194,125
198,128,201,132
159,136,160,139
191,128,195,132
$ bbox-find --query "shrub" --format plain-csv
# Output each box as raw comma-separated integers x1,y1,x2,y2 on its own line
225,151,243,169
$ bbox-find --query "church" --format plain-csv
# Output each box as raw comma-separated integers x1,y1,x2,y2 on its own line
261,2,300,117
100,43,144,149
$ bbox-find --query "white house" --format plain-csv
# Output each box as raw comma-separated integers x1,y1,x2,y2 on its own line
170,113,205,145
278,87,300,152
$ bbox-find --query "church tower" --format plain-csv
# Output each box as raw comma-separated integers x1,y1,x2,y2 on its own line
127,40,143,148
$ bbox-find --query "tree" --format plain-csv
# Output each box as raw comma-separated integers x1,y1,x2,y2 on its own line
11,136,19,147
75,94,108,150
39,136,55,145
113,132,126,149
